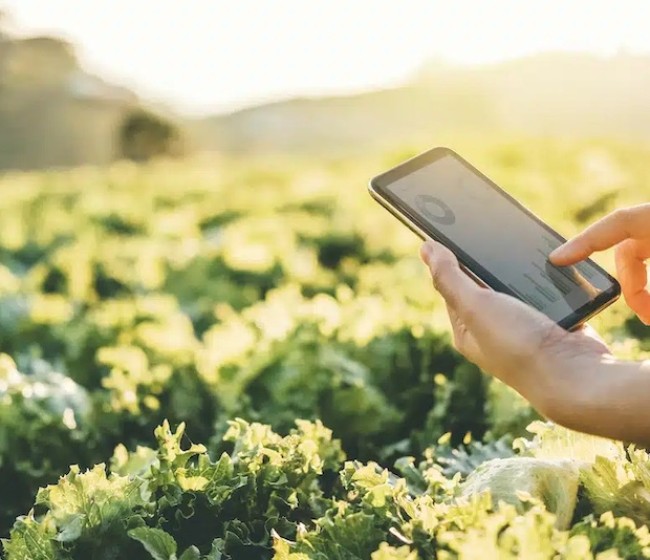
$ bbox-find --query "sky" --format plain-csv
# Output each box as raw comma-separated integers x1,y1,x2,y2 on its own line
3,0,650,115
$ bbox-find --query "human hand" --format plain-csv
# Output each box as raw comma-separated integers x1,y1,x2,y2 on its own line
550,204,650,324
420,240,611,416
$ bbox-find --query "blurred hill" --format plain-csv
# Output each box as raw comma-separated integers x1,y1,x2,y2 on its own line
4,21,650,171
0,29,141,170
193,52,650,155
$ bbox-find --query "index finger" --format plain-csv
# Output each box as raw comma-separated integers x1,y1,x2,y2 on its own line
549,204,650,266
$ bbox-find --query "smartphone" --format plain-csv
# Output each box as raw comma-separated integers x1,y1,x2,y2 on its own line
369,147,620,331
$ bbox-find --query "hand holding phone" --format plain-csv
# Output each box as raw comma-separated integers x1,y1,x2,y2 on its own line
419,239,611,401
369,149,650,447
369,147,620,331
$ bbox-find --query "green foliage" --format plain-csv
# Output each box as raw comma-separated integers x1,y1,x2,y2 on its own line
0,140,649,556
571,513,650,559
0,354,92,532
272,422,649,559
6,414,650,558
200,286,483,461
579,447,650,528
5,419,345,560
432,436,517,479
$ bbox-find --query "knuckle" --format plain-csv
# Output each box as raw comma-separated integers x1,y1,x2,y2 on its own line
613,206,633,227
611,204,650,239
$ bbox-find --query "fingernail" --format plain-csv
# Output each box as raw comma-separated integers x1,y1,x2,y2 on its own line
549,246,564,259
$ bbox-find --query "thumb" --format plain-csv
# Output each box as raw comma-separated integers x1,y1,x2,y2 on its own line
420,241,480,312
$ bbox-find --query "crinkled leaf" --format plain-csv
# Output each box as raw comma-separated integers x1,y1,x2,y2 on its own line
301,511,386,559
111,443,159,477
178,546,201,560
128,527,177,560
571,513,650,559
3,514,60,560
37,464,151,536
581,448,650,527
272,532,311,560
434,436,515,479
371,543,419,560
205,539,224,560
54,514,84,543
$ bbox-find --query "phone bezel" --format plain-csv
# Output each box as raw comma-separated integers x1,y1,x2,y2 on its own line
369,146,621,331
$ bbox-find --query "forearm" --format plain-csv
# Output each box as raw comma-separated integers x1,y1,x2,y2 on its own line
535,358,650,447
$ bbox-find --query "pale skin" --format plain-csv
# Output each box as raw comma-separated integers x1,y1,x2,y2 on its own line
420,203,650,447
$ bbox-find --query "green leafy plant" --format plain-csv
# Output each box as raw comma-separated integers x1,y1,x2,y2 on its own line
0,140,648,556
4,419,345,560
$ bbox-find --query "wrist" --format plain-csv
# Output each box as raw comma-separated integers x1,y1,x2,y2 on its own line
525,339,610,424
542,358,650,443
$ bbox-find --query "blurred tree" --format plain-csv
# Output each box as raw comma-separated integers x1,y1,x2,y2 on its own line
118,109,184,161
0,22,138,170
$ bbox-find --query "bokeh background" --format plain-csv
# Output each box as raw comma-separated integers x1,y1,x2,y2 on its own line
5,1,650,167
3,1,650,556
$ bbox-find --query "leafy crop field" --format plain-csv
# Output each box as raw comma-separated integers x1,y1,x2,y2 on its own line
2,139,650,559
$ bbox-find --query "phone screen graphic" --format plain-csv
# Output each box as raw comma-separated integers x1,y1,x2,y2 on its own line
381,152,616,324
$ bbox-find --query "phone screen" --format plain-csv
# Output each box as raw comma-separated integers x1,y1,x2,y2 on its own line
377,150,618,325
